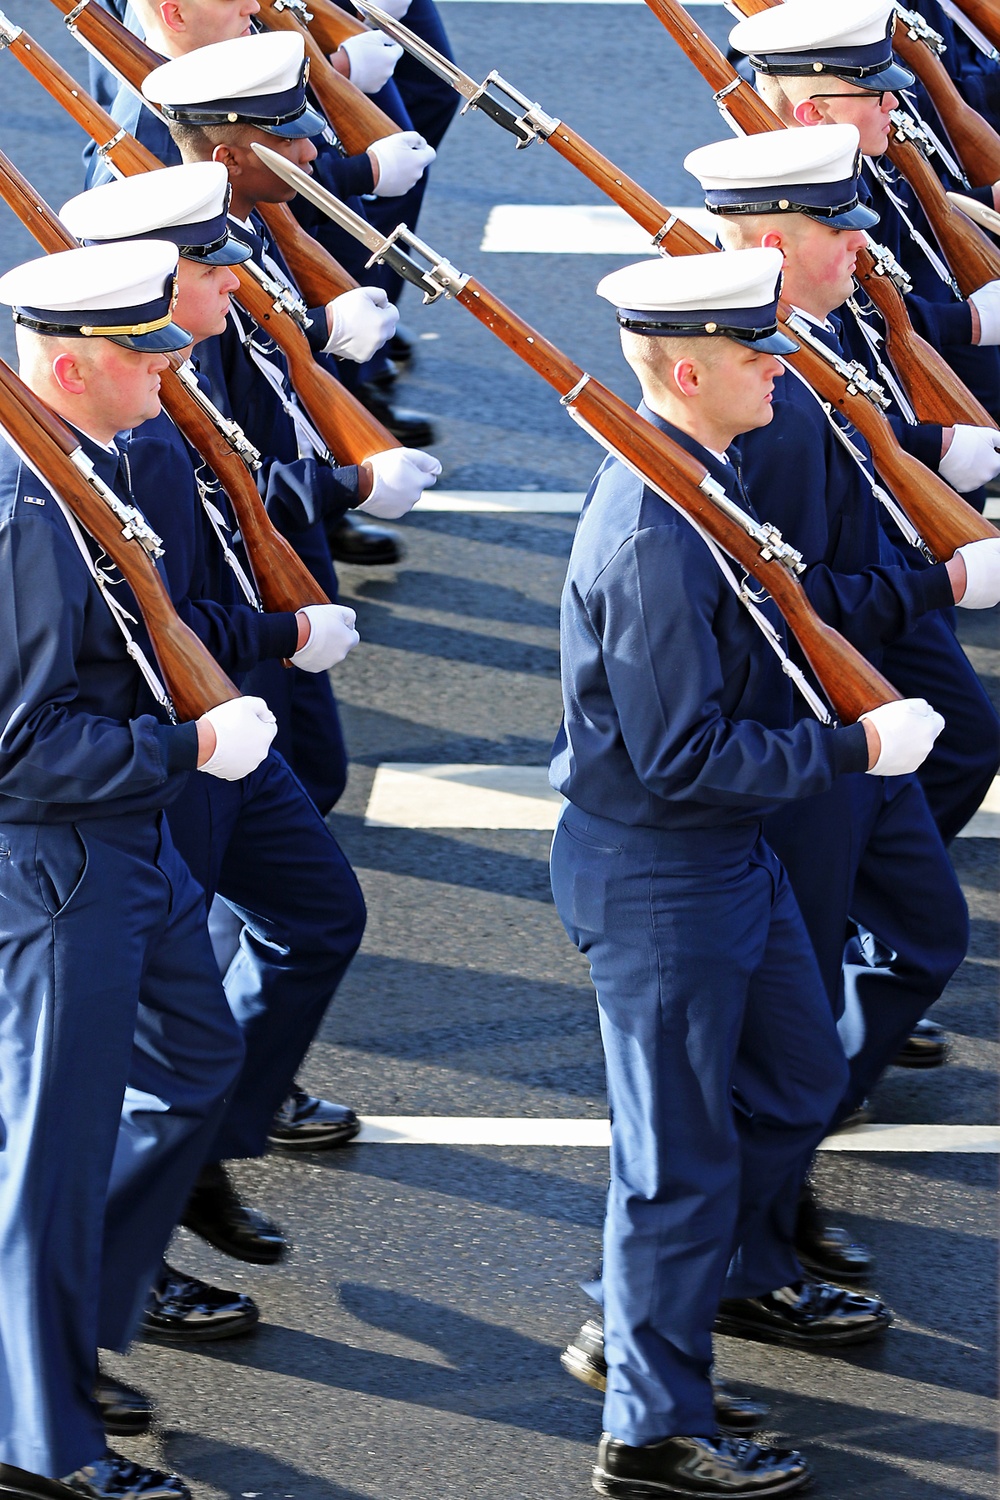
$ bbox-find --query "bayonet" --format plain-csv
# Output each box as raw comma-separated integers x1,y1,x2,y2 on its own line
354,0,559,146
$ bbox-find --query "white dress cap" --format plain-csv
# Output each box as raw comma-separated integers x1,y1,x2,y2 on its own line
0,240,179,316
61,162,230,244
685,124,862,193
142,31,305,108
597,247,785,317
729,0,897,60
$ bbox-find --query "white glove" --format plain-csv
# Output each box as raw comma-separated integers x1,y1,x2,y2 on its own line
291,603,360,670
969,278,1000,344
938,424,1000,491
861,698,944,777
323,285,399,363
368,0,411,17
955,537,1000,608
359,447,442,518
368,132,436,197
338,30,403,94
198,696,277,781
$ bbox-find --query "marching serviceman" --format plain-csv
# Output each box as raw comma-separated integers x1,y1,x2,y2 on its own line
549,247,938,1499
140,30,441,812
683,123,977,1271
59,163,375,1350
0,241,276,1500
728,0,1000,432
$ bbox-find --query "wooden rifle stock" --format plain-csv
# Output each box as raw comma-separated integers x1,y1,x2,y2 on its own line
892,14,1000,188
508,124,995,552
946,0,1000,54
452,277,899,721
639,0,999,427
726,0,1000,293
0,360,240,721
253,0,401,153
0,146,332,614
16,17,397,462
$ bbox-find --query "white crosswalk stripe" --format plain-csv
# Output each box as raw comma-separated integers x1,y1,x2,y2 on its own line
481,203,716,254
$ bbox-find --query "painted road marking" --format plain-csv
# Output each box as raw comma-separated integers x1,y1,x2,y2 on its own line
364,765,1000,837
354,1119,1000,1151
481,203,717,254
419,490,585,512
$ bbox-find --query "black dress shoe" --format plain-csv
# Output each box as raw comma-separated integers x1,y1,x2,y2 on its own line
326,512,402,566
61,1455,189,1500
892,1017,948,1068
181,1163,287,1265
95,1372,153,1437
831,1098,871,1133
267,1086,361,1152
593,1433,811,1498
386,325,414,366
561,1320,770,1435
0,1463,80,1500
795,1181,873,1282
356,382,435,446
716,1280,891,1348
139,1263,260,1343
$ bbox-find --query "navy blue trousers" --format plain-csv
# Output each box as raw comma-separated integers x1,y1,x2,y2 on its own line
550,807,847,1445
0,814,242,1477
766,774,968,1122
881,608,1000,844
165,751,366,1163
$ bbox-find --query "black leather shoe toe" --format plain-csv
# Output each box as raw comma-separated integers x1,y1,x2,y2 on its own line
795,1182,873,1282
268,1086,360,1152
139,1263,260,1343
95,1372,153,1436
593,1433,811,1497
893,1018,947,1068
0,1463,81,1500
181,1164,287,1264
356,384,435,446
716,1280,891,1348
831,1099,871,1133
326,513,402,566
561,1321,769,1434
61,1455,189,1500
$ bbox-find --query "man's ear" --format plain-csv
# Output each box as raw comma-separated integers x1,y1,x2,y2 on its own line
672,357,701,399
760,228,788,263
159,1,185,35
792,98,826,128
51,350,87,396
211,142,241,176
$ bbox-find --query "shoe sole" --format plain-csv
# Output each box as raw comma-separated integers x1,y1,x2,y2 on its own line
592,1466,812,1498
140,1309,260,1344
102,1413,153,1437
0,1469,80,1500
714,1313,892,1348
795,1253,873,1282
561,1347,607,1392
267,1120,362,1153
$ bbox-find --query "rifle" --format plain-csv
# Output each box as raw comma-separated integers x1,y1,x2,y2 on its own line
631,0,999,426
892,7,1000,188
0,146,332,616
260,180,908,720
945,0,1000,54
0,359,240,721
249,0,402,153
723,0,1000,297
277,0,369,54
352,12,998,556
1,11,397,464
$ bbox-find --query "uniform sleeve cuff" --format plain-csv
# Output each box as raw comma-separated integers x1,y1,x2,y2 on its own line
907,559,955,613
893,420,944,469
833,721,871,775
154,721,200,774
340,154,376,198
305,307,330,355
257,611,300,659
936,301,974,346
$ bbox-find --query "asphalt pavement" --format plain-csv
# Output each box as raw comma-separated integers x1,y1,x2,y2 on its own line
0,3,996,1498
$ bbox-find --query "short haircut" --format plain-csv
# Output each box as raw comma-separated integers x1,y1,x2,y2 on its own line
168,120,256,162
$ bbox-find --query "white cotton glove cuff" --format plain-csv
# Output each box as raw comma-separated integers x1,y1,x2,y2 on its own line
369,132,436,197
323,285,399,363
339,30,403,94
938,425,1000,491
955,537,1000,608
861,698,944,777
970,279,1000,344
291,604,360,670
199,696,277,781
359,447,442,518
